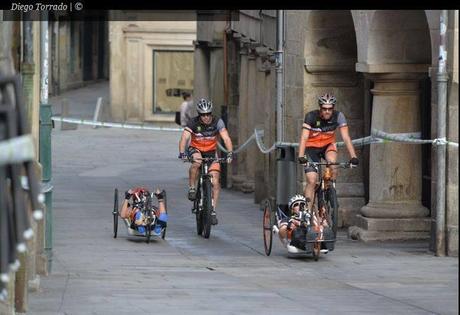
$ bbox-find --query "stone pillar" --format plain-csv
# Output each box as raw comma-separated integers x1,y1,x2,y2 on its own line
350,73,430,241
254,54,270,203
241,48,257,193
232,44,249,190
193,44,210,103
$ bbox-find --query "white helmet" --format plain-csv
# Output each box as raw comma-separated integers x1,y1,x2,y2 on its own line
196,98,213,114
318,93,337,107
288,194,307,209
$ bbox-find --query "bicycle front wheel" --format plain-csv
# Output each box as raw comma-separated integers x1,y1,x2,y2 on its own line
327,187,339,237
202,178,213,239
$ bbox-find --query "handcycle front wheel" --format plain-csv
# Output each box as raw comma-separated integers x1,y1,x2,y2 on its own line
262,199,274,256
312,241,320,261
113,188,119,238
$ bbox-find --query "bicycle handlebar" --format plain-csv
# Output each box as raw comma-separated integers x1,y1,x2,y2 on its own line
301,160,353,168
185,157,229,164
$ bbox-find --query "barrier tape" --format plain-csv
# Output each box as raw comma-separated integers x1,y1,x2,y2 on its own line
0,135,35,166
51,116,459,154
51,116,183,132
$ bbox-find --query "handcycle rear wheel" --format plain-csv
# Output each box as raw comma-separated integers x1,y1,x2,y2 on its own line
202,178,213,239
113,188,119,238
262,199,274,256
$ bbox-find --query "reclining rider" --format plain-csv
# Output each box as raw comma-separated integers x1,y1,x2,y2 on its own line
120,187,168,236
278,194,330,254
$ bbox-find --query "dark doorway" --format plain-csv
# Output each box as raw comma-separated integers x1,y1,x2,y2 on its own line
82,22,94,81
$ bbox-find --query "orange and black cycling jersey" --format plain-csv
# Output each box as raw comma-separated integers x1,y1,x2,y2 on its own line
303,110,347,148
184,115,226,152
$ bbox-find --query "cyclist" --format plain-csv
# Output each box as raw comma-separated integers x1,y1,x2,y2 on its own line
297,93,359,207
120,187,168,236
178,98,233,225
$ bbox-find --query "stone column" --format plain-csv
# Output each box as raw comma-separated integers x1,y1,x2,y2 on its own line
193,44,210,104
350,73,430,241
241,48,257,193
232,43,249,190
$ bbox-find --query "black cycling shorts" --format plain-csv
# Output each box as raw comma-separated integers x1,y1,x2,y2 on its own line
304,143,337,173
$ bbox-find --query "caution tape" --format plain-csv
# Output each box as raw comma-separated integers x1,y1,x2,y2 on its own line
51,116,183,132
0,135,35,166
50,116,458,154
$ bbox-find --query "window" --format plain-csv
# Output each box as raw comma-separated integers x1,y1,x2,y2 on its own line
153,50,194,114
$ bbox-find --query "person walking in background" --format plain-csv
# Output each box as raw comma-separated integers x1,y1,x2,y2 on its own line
179,92,196,127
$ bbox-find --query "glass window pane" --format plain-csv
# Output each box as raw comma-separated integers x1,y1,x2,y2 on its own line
153,51,194,114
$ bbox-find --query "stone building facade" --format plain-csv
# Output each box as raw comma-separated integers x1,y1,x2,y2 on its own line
109,17,196,122
194,10,459,255
49,19,109,96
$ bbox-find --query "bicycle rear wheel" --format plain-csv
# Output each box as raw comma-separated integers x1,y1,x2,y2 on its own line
327,187,339,237
202,178,213,239
262,199,274,256
113,188,118,238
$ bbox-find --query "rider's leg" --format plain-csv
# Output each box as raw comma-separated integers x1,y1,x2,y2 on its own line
189,152,202,187
304,171,317,209
209,169,220,209
325,144,338,180
209,168,220,225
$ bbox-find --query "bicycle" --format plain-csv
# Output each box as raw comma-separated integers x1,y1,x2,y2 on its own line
262,160,353,261
112,188,167,243
186,156,227,239
302,160,353,259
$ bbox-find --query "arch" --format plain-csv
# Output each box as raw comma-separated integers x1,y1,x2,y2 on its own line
304,10,357,67
367,10,431,64
303,10,365,228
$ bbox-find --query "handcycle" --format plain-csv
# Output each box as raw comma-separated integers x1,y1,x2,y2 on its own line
185,156,228,239
263,160,353,260
112,187,167,243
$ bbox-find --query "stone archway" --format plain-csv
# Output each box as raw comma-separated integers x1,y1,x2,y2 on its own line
303,10,365,227
351,10,432,241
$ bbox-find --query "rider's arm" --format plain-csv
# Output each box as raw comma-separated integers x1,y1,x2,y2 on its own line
298,124,310,158
219,128,233,152
179,130,191,153
120,200,131,219
339,126,357,159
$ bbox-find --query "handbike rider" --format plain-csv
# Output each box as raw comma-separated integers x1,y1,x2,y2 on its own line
277,194,331,254
297,93,359,208
178,98,234,225
120,187,168,236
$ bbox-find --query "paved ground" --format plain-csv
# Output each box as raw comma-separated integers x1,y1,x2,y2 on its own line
24,83,458,314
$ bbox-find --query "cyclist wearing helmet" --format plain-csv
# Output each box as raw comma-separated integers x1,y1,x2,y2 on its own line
278,195,307,251
279,194,330,254
178,98,233,225
298,93,359,206
120,187,168,236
